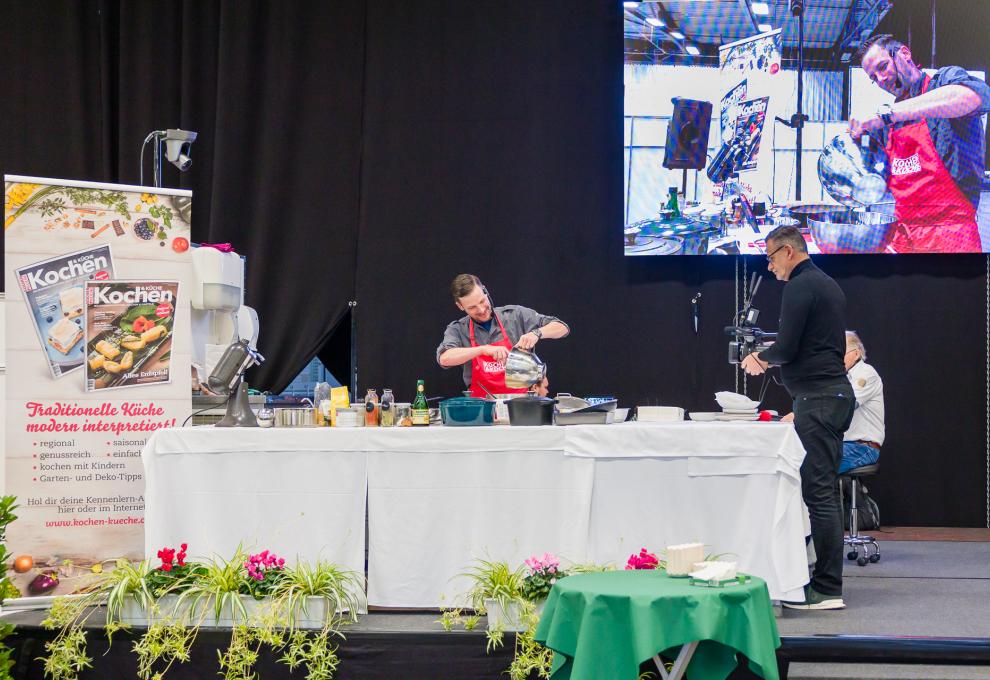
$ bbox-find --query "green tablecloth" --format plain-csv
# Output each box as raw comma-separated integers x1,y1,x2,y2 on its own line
533,570,780,680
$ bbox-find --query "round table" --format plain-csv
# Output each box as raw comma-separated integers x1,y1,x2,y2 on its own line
533,570,780,680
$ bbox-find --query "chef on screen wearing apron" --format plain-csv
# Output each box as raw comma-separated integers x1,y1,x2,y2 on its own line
848,34,990,254
437,274,569,397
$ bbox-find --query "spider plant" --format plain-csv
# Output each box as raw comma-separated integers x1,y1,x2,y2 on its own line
268,560,362,630
175,549,251,627
459,557,525,613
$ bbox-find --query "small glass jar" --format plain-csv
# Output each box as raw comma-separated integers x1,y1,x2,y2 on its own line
257,404,275,428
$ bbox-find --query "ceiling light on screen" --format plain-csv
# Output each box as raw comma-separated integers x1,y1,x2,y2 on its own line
758,23,773,32
669,30,685,39
685,45,700,56
623,1,640,8
646,17,664,27
751,2,770,15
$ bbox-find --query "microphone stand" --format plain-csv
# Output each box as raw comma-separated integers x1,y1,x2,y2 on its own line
775,0,809,200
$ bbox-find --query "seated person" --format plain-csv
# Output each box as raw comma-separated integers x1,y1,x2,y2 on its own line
838,331,884,473
782,331,884,472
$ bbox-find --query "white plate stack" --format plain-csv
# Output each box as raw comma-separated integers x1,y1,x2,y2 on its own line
713,391,760,420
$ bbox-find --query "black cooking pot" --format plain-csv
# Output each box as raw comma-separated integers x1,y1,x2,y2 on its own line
506,396,556,426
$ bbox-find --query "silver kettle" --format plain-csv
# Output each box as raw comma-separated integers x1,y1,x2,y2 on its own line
504,347,546,389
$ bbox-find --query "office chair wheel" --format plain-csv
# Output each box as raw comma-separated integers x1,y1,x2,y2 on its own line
857,556,868,566
869,553,880,563
847,550,858,561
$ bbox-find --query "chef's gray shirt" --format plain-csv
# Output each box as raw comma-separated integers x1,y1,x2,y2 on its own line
436,305,567,388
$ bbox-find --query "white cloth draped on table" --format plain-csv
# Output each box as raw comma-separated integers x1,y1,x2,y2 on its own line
143,428,367,577
142,421,808,606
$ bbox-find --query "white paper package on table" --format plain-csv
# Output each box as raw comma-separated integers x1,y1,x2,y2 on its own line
665,542,705,575
636,406,685,422
689,561,738,581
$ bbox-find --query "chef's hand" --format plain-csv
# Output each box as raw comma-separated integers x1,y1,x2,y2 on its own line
482,344,509,362
516,332,540,350
740,352,769,376
848,115,882,141
780,412,794,423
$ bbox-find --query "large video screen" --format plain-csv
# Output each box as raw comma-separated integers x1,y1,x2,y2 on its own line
623,1,989,256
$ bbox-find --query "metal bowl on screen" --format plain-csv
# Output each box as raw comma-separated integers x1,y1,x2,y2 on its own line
807,207,898,254
818,133,891,208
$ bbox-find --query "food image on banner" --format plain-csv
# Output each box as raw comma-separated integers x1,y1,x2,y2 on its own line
5,175,193,577
14,246,116,379
730,96,770,173
85,281,178,392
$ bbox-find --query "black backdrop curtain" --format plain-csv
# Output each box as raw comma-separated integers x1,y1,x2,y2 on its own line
2,0,990,526
0,0,365,393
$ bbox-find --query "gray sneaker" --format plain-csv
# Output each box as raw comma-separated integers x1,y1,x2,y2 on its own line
782,586,845,610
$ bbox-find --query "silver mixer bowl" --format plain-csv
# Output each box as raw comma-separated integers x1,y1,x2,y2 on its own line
808,207,898,254
818,133,891,208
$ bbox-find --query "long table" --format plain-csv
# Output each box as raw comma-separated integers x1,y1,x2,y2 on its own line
143,421,808,605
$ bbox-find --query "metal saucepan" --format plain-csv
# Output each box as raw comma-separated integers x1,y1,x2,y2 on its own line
818,133,891,208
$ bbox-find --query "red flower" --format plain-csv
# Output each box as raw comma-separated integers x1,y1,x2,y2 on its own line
161,563,172,572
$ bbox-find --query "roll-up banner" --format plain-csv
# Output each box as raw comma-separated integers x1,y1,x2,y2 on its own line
4,176,192,581
715,29,782,201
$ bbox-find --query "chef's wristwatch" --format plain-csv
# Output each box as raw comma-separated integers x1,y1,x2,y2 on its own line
531,327,543,339
877,103,894,126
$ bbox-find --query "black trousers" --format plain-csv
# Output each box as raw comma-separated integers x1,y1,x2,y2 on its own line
792,382,855,596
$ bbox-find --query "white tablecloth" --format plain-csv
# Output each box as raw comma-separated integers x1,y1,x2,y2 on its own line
143,428,368,577
566,422,808,602
143,421,808,605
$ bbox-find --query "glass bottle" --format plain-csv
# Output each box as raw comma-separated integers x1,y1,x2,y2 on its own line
411,379,430,426
380,388,395,427
364,388,380,427
666,187,681,219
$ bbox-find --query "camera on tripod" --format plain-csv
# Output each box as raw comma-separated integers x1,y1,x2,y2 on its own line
726,273,777,364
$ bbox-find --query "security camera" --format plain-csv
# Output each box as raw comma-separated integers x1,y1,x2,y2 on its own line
164,129,197,172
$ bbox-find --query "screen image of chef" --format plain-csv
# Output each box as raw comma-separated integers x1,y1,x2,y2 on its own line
849,34,990,253
436,274,569,397
84,280,179,392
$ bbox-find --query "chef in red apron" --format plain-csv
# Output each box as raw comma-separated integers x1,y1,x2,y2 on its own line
437,274,569,396
850,34,989,253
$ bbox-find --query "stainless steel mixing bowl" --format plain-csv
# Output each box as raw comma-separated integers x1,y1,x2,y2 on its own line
818,133,891,207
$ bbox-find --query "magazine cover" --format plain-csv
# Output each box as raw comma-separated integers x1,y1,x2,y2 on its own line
15,245,116,379
731,96,770,173
84,280,178,391
719,79,748,144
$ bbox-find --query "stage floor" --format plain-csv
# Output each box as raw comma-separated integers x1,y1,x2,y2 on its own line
4,539,989,679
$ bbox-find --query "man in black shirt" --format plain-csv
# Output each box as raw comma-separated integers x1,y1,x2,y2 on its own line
742,226,855,610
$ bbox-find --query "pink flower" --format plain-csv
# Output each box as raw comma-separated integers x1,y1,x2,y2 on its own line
625,548,659,570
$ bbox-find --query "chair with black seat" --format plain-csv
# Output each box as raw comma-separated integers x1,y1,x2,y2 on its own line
838,463,881,566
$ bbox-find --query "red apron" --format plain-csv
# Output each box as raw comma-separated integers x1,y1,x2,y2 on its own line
468,313,528,398
886,74,981,253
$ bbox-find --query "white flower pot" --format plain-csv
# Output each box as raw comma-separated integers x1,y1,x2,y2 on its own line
118,593,337,629
118,594,189,626
484,598,544,632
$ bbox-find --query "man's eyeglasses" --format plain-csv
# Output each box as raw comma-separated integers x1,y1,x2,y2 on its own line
765,244,787,262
